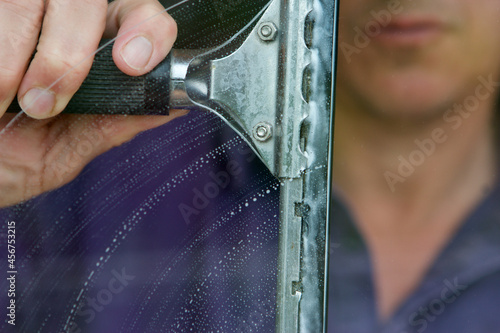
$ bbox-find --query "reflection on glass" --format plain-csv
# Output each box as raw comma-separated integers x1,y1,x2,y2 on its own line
0,1,282,332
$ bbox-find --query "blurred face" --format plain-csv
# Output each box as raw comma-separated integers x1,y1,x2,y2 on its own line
337,0,500,119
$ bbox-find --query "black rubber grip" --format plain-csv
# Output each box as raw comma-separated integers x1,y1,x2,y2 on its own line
7,40,171,115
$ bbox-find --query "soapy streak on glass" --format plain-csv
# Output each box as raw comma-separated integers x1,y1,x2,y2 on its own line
0,1,283,332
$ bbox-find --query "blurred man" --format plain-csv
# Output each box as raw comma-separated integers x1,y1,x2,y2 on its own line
330,0,500,331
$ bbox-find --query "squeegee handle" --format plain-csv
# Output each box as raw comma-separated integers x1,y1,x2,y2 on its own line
7,40,172,116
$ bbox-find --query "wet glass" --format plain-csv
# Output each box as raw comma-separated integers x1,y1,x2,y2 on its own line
0,0,335,332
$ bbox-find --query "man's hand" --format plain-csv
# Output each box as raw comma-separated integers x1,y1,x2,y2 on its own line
0,0,185,207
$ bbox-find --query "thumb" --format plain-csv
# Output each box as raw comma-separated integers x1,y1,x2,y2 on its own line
104,0,177,76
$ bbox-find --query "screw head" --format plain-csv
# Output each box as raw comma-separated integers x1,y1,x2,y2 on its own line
258,22,278,41
253,122,273,142
261,25,272,37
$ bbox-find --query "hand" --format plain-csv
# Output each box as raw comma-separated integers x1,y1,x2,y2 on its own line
0,0,185,207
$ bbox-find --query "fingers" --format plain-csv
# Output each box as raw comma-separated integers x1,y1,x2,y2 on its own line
105,0,177,76
17,0,108,119
0,0,44,117
3,0,177,119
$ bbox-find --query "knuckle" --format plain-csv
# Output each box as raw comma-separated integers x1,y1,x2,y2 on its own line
91,0,108,13
160,11,177,37
132,3,177,41
36,50,92,83
0,67,20,101
133,2,172,25
46,0,107,12
0,63,21,79
0,0,44,23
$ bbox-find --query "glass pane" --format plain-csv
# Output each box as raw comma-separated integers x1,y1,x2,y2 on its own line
1,111,280,332
0,1,280,332
0,0,336,332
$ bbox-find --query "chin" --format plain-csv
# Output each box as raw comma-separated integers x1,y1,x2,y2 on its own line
374,101,450,121
340,68,465,121
373,91,462,122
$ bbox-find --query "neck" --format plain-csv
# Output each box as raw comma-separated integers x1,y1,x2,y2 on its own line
333,97,497,226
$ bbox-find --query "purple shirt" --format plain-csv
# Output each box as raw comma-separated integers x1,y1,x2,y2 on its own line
328,181,500,332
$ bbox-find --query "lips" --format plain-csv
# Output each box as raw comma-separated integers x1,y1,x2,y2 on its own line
373,17,444,47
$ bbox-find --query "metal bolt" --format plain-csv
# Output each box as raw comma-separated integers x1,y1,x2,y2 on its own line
253,122,273,142
261,25,272,37
258,22,278,41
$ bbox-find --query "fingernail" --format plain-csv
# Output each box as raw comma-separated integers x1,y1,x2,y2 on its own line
21,88,55,118
121,36,153,70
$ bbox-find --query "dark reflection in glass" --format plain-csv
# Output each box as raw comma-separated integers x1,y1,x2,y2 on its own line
0,110,281,332
0,1,281,332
